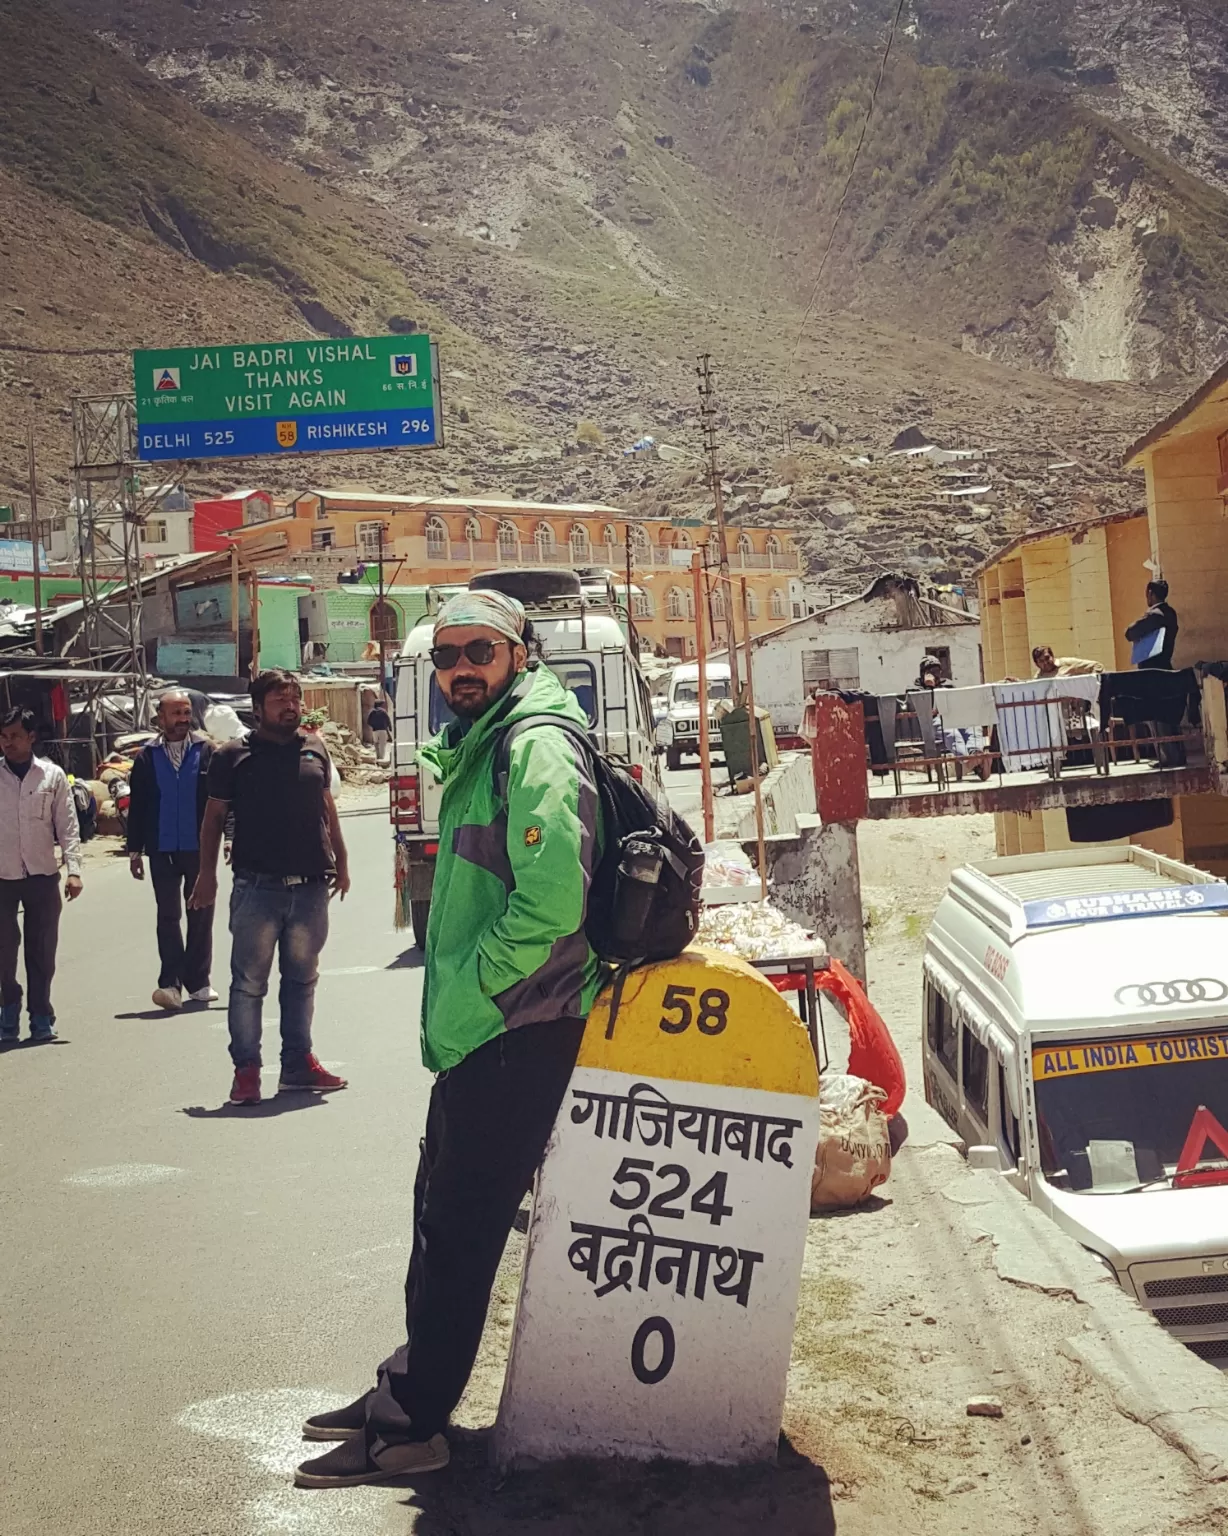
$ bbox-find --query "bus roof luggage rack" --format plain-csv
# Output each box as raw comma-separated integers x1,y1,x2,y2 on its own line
950,845,1228,942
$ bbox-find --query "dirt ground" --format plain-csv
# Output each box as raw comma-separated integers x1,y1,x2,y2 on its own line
384,815,1228,1536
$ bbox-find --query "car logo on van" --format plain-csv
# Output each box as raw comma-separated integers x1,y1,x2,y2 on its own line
1114,979,1228,1007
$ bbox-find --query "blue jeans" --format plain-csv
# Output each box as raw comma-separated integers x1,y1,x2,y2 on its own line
227,874,329,1070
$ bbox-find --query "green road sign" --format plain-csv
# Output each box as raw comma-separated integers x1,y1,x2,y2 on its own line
133,334,442,461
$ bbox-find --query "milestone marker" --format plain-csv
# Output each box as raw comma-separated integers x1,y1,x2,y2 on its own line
494,947,820,1468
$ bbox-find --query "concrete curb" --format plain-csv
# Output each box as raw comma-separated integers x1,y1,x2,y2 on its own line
931,1142,1228,1482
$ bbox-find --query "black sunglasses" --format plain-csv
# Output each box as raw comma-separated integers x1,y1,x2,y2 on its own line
430,638,511,670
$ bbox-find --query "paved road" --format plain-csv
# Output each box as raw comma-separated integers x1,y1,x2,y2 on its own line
0,803,436,1536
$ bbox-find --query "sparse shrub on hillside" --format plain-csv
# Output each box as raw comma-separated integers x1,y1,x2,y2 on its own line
575,420,605,451
775,455,801,484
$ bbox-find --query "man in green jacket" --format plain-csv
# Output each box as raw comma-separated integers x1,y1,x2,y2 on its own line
296,588,602,1487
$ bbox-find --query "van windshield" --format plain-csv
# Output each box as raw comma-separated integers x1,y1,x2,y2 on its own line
674,679,730,705
1033,1029,1228,1193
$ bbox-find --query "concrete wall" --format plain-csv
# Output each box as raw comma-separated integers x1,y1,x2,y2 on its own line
744,607,982,731
979,512,1164,862
320,585,428,663
1148,434,1228,666
1105,516,1152,670
730,752,817,841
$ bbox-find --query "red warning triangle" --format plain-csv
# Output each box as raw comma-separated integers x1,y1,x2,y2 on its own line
1173,1106,1228,1188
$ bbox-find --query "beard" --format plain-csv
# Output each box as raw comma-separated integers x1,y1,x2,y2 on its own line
446,662,516,719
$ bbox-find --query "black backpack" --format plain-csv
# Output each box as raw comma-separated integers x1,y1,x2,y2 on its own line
493,714,704,967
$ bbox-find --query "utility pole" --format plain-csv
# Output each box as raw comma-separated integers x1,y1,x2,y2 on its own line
26,425,43,656
696,353,740,695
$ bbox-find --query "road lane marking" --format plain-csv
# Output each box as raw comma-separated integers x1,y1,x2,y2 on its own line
64,1164,185,1188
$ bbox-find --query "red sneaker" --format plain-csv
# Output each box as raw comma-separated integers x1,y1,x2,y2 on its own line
229,1065,262,1104
278,1054,348,1094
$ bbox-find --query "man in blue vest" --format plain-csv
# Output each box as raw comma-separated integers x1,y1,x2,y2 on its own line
127,689,217,1011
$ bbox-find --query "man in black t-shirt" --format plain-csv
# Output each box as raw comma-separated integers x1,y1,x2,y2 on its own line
189,669,352,1105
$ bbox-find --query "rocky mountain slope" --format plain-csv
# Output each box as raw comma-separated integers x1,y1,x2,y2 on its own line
3,0,1225,594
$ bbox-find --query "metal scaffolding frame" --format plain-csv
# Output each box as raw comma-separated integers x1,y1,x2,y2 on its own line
69,394,178,732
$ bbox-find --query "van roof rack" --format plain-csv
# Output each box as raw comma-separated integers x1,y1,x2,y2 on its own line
952,845,1228,941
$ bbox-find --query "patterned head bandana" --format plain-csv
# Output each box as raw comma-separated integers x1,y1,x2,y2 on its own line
433,589,527,646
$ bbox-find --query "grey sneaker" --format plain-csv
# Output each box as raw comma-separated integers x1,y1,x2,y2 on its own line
152,986,183,1011
294,1431,449,1487
302,1392,371,1441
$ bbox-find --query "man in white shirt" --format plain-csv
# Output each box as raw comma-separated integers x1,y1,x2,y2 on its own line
0,706,83,1043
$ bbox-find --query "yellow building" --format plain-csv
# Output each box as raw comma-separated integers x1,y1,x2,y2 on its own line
978,360,1228,872
226,489,804,656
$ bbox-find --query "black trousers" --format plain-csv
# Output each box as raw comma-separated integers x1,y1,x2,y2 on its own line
150,851,214,994
366,1016,586,1450
0,874,62,1018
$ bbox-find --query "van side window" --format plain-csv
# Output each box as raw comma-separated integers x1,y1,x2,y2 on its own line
926,985,958,1080
962,1028,990,1124
998,1061,1020,1163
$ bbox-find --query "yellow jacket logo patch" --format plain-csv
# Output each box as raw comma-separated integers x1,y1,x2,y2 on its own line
524,825,543,847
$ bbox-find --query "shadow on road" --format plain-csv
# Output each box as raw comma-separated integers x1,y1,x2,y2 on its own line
387,948,425,971
388,1429,837,1535
113,1004,218,1021
0,1037,68,1051
180,1095,333,1120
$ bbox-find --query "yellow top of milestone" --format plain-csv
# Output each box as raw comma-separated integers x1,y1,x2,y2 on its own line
581,946,819,1098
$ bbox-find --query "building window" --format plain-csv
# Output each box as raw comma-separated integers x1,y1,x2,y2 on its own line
369,599,400,645
144,519,168,545
801,648,860,694
672,529,692,549
745,589,759,619
666,587,687,620
357,521,386,559
710,586,727,621
736,532,753,561
569,524,591,563
425,516,449,560
632,590,654,619
497,521,519,561
603,524,619,551
465,516,481,543
534,521,556,559
766,533,783,567
770,588,787,619
312,528,335,551
630,524,650,554
706,533,720,564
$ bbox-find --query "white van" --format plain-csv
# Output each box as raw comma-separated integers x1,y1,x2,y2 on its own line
389,570,664,947
661,660,732,771
923,844,1228,1365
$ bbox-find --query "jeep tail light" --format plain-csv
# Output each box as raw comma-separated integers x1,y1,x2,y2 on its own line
391,773,421,829
424,842,439,857
630,763,644,783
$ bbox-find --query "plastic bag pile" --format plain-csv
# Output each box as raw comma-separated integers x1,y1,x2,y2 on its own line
696,900,827,961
